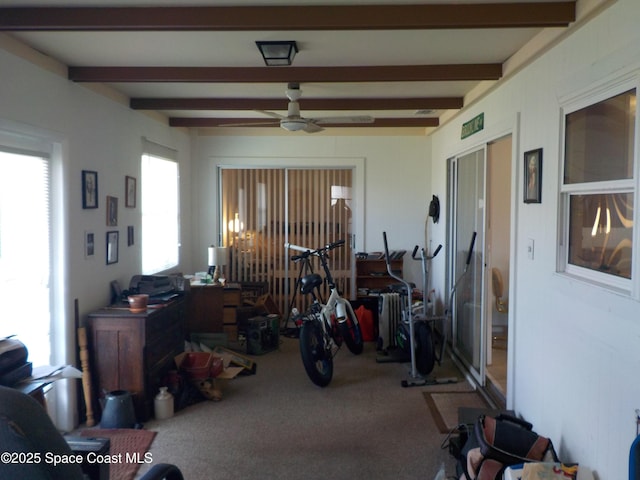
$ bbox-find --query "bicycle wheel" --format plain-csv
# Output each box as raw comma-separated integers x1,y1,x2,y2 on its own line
299,318,333,387
415,321,435,375
339,308,364,355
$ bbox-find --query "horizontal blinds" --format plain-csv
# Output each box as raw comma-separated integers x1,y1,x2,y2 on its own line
142,137,177,161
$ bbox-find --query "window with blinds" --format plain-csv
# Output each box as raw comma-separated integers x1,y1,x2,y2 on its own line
220,168,353,315
141,139,180,274
0,148,51,366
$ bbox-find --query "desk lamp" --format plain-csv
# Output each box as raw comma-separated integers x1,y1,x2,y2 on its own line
208,246,227,285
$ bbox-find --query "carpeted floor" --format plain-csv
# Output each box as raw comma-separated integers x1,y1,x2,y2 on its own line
80,428,156,480
127,336,472,480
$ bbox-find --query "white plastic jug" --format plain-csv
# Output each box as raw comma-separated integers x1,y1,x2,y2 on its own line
154,387,174,420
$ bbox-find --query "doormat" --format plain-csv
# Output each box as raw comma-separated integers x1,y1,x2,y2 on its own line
80,428,156,480
423,391,489,434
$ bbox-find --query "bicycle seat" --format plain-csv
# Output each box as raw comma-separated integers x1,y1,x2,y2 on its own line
300,273,323,294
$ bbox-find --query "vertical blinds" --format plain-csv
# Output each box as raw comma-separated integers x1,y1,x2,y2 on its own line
220,167,352,314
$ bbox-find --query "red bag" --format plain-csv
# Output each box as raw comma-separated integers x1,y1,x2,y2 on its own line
355,305,375,341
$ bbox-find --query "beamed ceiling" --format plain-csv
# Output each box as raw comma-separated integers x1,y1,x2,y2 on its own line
0,1,581,134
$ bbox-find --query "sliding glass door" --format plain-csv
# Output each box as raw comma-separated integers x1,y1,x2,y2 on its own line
449,148,486,384
220,167,353,315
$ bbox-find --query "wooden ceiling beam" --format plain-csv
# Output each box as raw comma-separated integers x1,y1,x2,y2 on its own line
130,97,464,111
0,3,575,31
70,64,502,83
169,117,439,128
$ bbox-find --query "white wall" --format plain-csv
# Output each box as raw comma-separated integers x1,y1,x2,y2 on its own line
429,0,640,477
0,38,192,430
191,133,432,286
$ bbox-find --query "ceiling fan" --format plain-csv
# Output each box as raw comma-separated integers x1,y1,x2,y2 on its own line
249,83,375,133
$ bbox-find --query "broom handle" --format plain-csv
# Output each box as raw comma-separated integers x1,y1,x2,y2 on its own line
77,327,95,427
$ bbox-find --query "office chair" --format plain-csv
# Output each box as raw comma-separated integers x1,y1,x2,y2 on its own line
491,267,508,314
0,385,183,480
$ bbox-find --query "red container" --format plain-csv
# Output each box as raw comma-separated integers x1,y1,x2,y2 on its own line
210,356,224,378
181,352,213,379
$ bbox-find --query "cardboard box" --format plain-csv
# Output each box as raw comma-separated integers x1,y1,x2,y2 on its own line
174,352,243,401
254,293,281,316
212,346,257,375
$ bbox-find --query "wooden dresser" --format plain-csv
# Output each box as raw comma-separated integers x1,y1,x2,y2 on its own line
86,296,185,421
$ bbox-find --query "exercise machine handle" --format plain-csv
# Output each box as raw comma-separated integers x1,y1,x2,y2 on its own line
411,243,442,260
465,232,477,266
382,231,391,263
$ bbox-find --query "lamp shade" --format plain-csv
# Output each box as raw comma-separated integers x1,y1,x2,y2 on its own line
208,246,228,266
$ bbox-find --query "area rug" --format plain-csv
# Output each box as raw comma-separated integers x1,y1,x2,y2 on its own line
80,428,156,480
424,391,489,433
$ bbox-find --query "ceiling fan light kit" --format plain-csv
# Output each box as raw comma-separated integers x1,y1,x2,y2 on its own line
256,41,298,66
257,83,375,133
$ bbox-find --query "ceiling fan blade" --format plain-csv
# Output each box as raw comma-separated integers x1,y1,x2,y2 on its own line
256,110,285,120
219,120,279,127
314,115,375,125
303,122,324,133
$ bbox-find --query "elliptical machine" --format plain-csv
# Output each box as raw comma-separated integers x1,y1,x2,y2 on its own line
381,231,477,388
382,231,454,387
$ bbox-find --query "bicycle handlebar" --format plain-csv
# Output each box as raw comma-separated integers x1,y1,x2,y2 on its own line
284,242,309,253
285,240,345,262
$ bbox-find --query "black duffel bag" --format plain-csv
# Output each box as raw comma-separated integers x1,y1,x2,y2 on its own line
460,413,559,480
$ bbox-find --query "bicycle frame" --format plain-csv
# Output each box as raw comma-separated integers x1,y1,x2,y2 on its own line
286,241,349,344
286,240,363,387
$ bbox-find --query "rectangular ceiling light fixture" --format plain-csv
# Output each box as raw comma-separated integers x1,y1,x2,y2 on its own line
256,41,298,66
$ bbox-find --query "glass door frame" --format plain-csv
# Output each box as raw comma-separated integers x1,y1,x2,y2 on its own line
447,146,488,386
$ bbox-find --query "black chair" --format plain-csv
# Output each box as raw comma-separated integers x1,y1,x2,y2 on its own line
0,385,183,480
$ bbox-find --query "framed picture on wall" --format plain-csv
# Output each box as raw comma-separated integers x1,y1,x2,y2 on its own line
524,148,542,204
127,225,134,246
106,196,118,226
125,175,136,208
85,231,95,258
82,170,98,209
106,231,119,265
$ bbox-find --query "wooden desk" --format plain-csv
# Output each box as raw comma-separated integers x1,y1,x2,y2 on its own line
187,284,242,340
187,284,224,334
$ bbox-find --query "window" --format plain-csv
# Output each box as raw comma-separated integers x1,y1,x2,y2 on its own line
0,148,51,366
560,86,636,290
141,140,179,274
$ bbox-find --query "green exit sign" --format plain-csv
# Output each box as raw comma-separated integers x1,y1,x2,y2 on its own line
461,113,484,139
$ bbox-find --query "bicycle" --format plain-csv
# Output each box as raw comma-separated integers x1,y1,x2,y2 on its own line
285,240,364,387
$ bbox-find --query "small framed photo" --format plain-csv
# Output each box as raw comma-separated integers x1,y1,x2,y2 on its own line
106,196,118,226
85,231,95,258
524,148,542,204
125,176,137,208
82,170,98,209
127,225,134,246
106,231,119,265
